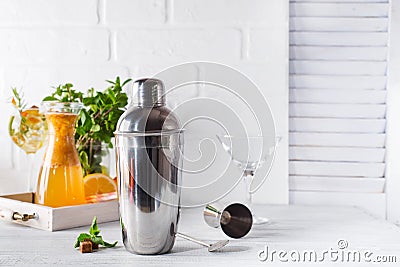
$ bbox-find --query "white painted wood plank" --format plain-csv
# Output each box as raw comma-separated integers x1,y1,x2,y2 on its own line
290,89,387,104
288,1,389,200
385,0,400,225
2,205,400,264
0,193,119,231
289,191,386,218
0,194,52,231
290,3,389,17
290,0,388,2
289,132,386,147
289,146,385,162
290,103,386,118
290,60,387,75
52,201,119,231
290,118,386,133
290,32,388,46
290,17,388,32
289,176,385,193
290,75,387,90
290,46,387,61
289,161,385,177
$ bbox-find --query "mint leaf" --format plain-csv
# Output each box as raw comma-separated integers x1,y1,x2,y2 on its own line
89,216,100,236
90,236,104,245
42,96,58,101
122,78,132,87
90,124,101,132
103,240,118,248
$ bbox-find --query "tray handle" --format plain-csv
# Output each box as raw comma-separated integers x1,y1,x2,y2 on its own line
0,208,38,222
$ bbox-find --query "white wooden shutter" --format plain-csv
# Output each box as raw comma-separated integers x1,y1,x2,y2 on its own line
289,0,389,218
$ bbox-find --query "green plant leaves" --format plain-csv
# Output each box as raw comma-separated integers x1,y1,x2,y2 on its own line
42,96,58,101
90,124,101,132
43,77,131,177
44,83,83,103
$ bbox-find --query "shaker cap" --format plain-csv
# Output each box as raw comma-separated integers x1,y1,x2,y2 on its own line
115,78,181,134
133,78,165,107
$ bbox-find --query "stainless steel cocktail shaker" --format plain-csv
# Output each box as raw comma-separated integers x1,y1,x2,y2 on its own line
114,78,184,255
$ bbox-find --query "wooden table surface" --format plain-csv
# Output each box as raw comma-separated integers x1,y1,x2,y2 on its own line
0,205,399,266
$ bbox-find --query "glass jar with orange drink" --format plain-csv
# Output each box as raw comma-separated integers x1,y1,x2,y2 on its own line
35,102,86,207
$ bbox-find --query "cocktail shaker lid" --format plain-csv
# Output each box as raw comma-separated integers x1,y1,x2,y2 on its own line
132,78,165,107
115,78,181,135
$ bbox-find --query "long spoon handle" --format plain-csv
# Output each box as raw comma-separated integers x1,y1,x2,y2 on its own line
175,232,210,248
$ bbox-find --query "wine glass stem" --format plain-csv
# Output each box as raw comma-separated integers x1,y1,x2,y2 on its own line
26,153,36,192
243,170,270,225
243,170,254,210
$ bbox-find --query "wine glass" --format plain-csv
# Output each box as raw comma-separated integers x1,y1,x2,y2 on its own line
217,134,278,225
8,107,47,192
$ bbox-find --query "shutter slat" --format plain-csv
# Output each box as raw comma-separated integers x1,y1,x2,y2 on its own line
290,89,386,104
289,132,385,148
290,32,388,46
290,75,387,90
290,46,387,61
290,17,388,32
290,147,385,162
289,176,385,193
290,103,386,118
290,3,389,17
290,60,387,75
289,1,388,200
290,118,386,133
289,161,385,177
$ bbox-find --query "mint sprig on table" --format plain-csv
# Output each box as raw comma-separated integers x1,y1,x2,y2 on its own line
74,216,117,249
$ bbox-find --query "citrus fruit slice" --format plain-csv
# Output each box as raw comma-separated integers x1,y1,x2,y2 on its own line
22,108,43,128
83,173,117,197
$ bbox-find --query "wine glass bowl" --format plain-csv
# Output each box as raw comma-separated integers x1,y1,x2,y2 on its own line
217,135,273,171
217,134,277,225
9,107,47,154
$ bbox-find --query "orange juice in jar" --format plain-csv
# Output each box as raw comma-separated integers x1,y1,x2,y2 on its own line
35,102,86,207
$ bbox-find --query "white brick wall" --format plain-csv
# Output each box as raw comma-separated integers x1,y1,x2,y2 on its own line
104,0,166,24
172,0,285,25
0,0,288,204
0,29,110,64
116,29,242,63
0,0,98,26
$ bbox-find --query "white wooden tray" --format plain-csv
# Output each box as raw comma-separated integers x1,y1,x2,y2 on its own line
0,192,119,231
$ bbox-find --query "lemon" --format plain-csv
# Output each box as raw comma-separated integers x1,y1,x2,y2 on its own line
83,173,117,197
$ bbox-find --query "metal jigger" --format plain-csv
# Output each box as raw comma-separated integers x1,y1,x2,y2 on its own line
204,203,253,239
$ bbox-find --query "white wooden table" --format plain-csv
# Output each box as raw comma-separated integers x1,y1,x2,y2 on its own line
0,205,399,266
